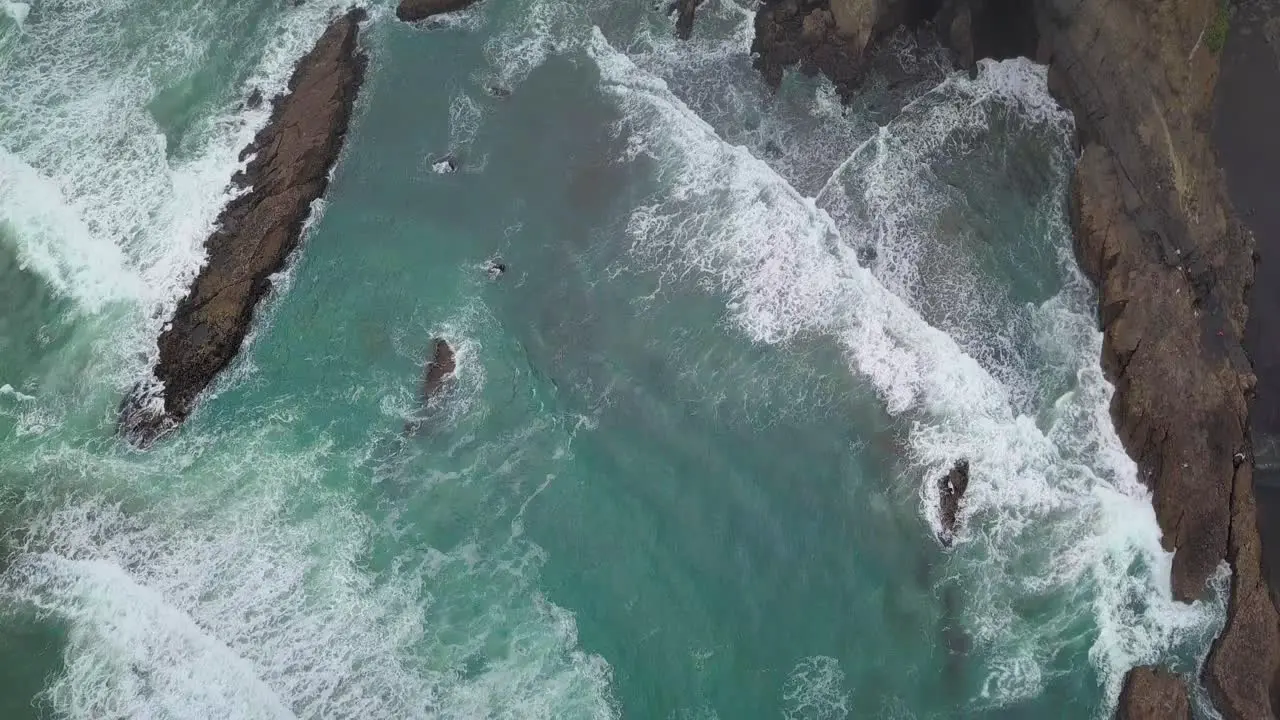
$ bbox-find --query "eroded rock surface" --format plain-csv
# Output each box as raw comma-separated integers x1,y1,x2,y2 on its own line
120,9,367,445
1116,666,1191,720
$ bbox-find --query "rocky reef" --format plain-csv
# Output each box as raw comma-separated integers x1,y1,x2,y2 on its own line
120,9,368,445
730,0,1280,716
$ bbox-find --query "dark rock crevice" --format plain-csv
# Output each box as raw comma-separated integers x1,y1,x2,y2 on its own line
120,8,368,446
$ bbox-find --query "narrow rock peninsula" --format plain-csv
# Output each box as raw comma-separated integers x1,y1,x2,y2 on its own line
120,8,368,446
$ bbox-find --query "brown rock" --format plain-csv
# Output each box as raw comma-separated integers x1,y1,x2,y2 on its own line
396,0,479,23
423,339,456,400
119,9,368,445
937,459,969,546
1036,0,1279,714
1116,666,1191,720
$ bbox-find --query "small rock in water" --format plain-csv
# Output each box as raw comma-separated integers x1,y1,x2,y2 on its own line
431,155,458,174
937,459,969,546
486,85,511,99
245,88,264,110
486,256,506,280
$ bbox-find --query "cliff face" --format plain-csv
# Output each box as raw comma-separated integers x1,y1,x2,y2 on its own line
1037,0,1279,715
120,9,368,445
740,0,1280,716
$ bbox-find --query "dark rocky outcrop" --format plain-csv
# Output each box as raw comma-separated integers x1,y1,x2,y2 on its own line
1116,666,1192,720
396,0,479,23
746,0,1280,715
750,0,1037,97
119,9,368,446
937,459,969,546
669,0,704,40
423,339,457,400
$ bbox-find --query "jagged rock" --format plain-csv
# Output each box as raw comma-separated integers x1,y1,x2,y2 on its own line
396,0,479,22
750,0,1035,97
1116,666,1191,720
937,459,969,546
423,339,456,400
245,88,264,110
119,9,368,446
431,155,458,174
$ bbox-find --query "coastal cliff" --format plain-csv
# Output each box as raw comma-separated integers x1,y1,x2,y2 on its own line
742,0,1280,715
1040,0,1277,715
120,9,367,445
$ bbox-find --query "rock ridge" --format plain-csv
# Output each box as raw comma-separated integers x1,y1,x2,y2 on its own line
120,8,368,445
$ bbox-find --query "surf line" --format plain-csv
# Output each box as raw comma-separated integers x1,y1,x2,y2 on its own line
120,8,369,447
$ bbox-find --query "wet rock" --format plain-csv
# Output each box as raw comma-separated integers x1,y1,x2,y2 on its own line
668,0,704,39
431,155,458,174
751,0,1036,97
937,459,969,546
245,88,264,110
486,85,511,99
1116,666,1190,720
119,9,368,446
423,338,457,400
396,0,479,23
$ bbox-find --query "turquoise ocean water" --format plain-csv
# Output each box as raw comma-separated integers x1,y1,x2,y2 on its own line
0,0,1231,717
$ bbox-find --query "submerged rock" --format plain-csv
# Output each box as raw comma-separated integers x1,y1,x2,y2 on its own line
937,459,969,546
431,155,458,174
245,87,264,110
396,0,479,23
486,257,506,280
1116,666,1190,720
423,338,457,400
119,9,368,446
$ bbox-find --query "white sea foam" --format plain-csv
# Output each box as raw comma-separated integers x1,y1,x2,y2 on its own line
586,26,1224,711
781,656,850,720
1,0,28,29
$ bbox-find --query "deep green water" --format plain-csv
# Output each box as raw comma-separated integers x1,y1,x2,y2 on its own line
0,0,1230,718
